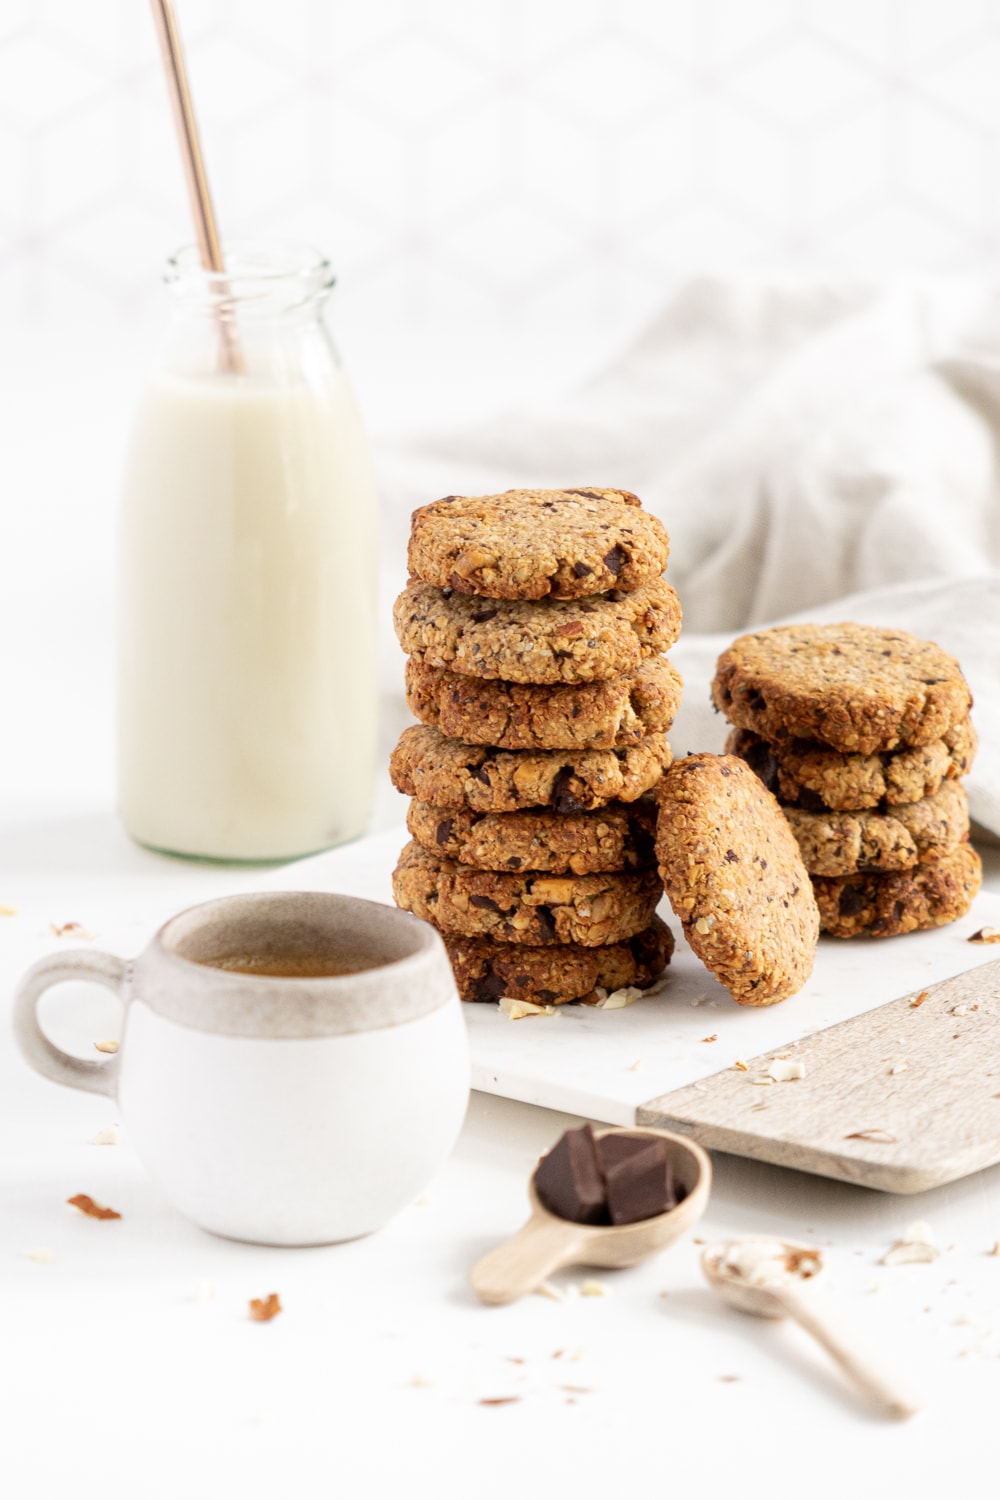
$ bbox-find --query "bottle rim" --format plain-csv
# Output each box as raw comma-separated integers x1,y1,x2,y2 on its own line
164,241,335,311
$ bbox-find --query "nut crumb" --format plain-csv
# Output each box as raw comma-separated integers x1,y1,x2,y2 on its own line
50,921,94,940
535,1281,565,1302
22,1247,55,1264
733,1059,748,1071
882,1221,939,1266
89,1124,120,1146
910,989,929,1008
67,1193,120,1220
845,1128,897,1144
248,1293,282,1322
93,1039,119,1055
889,1062,909,1076
750,1076,774,1086
595,985,643,1010
767,1056,805,1082
969,927,1000,944
701,1034,718,1044
499,996,557,1020
580,1280,606,1298
950,1005,969,1018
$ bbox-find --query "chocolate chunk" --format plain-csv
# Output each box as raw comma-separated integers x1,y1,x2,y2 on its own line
603,544,628,576
596,1133,675,1225
838,882,866,917
533,905,557,941
796,788,828,813
469,894,501,912
472,965,508,1003
472,607,498,623
740,738,780,796
435,818,454,846
573,561,593,578
552,767,586,814
534,1124,607,1224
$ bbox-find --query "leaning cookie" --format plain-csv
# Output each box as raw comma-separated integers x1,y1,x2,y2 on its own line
783,781,969,877
394,577,681,686
726,723,977,812
392,841,662,947
713,623,972,754
407,487,670,600
442,919,674,1005
405,656,682,750
389,725,673,813
406,797,657,874
655,754,819,1006
813,845,982,939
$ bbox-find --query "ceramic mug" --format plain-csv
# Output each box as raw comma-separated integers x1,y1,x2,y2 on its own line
13,891,470,1246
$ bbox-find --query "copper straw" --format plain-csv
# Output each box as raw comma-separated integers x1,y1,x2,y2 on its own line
149,0,245,373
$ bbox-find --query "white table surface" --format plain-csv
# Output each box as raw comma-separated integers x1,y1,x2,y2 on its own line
4,337,1000,1496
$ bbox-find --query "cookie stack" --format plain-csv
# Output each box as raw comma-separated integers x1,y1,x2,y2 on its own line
390,487,683,1005
712,624,982,938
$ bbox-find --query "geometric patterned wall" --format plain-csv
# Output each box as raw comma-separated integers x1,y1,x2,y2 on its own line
4,0,1000,418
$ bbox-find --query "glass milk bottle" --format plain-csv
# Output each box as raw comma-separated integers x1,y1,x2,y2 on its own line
118,243,378,861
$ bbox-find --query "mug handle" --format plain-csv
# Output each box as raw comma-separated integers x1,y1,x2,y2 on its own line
13,950,127,1098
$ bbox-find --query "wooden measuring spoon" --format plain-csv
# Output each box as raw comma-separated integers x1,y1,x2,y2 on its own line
701,1235,918,1421
470,1127,711,1306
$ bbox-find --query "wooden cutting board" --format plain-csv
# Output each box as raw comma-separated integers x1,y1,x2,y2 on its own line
638,958,1000,1193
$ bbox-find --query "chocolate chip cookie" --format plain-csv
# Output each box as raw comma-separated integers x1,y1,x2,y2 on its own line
813,844,982,938
405,655,682,751
783,781,969,877
407,487,670,600
726,721,977,812
406,797,657,874
392,841,663,947
390,725,673,813
655,754,819,1006
712,624,972,755
443,918,674,1004
394,577,681,685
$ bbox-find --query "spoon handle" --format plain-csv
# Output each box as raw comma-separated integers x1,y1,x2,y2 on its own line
774,1285,918,1421
470,1211,587,1305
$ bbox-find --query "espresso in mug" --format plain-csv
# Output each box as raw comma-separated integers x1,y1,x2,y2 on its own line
199,951,379,979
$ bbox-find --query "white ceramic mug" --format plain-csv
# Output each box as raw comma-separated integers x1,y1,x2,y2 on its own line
14,891,469,1246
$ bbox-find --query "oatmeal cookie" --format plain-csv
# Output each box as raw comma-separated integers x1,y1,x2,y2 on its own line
405,655,682,750
390,725,672,813
712,624,971,754
394,577,681,686
727,721,977,812
392,841,662,947
442,918,674,1004
407,487,670,600
655,754,818,1006
813,844,982,938
406,797,657,874
783,781,969,877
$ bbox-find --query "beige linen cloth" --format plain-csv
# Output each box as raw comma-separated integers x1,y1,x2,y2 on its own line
378,279,1000,836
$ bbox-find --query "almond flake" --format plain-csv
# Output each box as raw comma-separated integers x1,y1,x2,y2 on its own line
889,1062,909,1076
93,1040,119,1055
535,1281,566,1302
882,1221,939,1266
767,1057,806,1082
732,1059,748,1071
750,1076,774,1087
701,1034,718,1044
595,986,642,1010
950,1005,969,1018
23,1248,55,1264
499,996,557,1020
969,927,1000,944
989,1243,1000,1257
0,903,16,917
629,1058,643,1072
478,1396,521,1406
50,921,94,940
910,990,929,1008
89,1125,120,1146
580,1280,606,1297
248,1293,282,1322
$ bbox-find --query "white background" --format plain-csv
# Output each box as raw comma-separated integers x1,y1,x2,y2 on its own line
4,6,1000,1496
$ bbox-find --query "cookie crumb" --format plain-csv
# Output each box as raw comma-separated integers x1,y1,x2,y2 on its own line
89,1125,120,1145
733,1059,748,1071
969,927,1000,944
882,1222,939,1266
248,1293,282,1322
67,1193,120,1220
23,1247,55,1264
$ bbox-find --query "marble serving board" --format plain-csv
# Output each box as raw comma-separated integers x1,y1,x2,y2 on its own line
266,826,1000,1140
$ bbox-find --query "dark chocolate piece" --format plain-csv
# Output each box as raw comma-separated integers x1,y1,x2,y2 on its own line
533,1123,606,1224
596,1134,672,1225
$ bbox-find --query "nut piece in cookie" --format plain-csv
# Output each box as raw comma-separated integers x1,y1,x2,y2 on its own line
407,487,670,600
813,844,983,939
655,754,819,1006
441,918,674,1005
713,624,972,755
392,840,663,948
